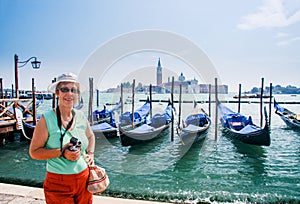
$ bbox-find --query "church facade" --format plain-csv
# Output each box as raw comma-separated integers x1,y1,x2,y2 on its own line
155,58,228,94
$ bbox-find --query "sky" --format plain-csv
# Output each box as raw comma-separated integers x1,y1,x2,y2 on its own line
0,0,300,93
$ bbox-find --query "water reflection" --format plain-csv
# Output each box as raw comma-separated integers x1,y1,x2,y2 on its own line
0,141,46,186
94,125,213,177
230,139,267,177
95,128,182,175
171,137,207,171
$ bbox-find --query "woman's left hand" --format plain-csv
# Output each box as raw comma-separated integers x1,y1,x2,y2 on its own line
85,153,94,166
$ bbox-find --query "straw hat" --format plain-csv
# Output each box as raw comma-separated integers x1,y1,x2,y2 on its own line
47,72,82,93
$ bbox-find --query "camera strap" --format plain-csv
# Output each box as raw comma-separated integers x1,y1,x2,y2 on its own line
56,106,75,152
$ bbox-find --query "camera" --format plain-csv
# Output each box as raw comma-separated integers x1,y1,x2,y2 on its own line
68,137,82,151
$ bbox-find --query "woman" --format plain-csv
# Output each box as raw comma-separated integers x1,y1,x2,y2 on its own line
29,72,95,204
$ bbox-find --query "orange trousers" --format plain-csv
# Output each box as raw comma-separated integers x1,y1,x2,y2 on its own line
43,168,93,204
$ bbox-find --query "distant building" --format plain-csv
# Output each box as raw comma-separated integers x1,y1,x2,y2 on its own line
157,58,162,86
154,58,228,94
199,84,228,94
162,73,199,94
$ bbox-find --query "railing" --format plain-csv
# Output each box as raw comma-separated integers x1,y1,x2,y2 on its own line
0,98,37,134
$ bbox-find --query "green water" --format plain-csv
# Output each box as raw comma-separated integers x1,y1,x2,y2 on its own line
0,93,299,203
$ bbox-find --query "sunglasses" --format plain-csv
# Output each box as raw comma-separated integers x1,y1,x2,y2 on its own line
59,87,79,94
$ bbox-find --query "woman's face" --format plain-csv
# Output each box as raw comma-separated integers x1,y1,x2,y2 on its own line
56,82,79,108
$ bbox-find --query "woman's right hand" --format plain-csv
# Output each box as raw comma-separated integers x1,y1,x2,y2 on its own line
61,143,81,161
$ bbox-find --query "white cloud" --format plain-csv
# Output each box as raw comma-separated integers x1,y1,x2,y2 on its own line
274,32,290,38
237,0,300,30
276,36,300,46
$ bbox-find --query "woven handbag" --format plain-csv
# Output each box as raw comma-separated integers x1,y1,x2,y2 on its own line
87,165,110,194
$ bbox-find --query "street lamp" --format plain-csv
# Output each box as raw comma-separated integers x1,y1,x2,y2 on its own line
14,54,41,98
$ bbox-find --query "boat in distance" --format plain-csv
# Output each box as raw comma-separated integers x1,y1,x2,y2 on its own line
233,93,271,99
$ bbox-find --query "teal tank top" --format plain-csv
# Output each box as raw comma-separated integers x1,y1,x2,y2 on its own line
43,109,88,174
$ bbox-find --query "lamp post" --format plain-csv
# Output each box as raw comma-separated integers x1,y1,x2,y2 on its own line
14,54,41,98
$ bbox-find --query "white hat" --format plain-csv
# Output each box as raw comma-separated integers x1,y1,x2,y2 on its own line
47,72,82,93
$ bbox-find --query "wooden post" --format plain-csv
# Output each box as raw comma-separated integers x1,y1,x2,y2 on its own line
52,78,56,109
149,84,152,119
11,84,14,99
121,83,123,114
131,79,135,128
96,89,99,107
0,78,3,99
238,84,241,113
5,89,8,106
32,78,37,125
88,78,94,124
178,84,182,129
269,83,273,126
208,84,211,117
14,54,19,98
214,78,218,141
260,78,264,127
13,101,18,135
171,76,174,142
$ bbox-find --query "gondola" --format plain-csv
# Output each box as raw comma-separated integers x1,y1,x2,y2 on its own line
119,99,151,127
74,97,84,110
177,102,211,144
91,101,122,138
217,101,270,146
14,108,35,140
22,120,35,140
119,101,173,146
274,99,300,130
16,98,44,140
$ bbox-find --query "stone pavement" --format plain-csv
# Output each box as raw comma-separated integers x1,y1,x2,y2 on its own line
0,183,171,204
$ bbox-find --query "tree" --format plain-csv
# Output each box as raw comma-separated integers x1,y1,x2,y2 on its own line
286,85,296,89
251,87,259,93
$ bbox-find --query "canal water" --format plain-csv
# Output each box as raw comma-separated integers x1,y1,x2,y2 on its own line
0,93,299,203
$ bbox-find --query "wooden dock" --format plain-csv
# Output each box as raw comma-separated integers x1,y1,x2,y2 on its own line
0,98,36,145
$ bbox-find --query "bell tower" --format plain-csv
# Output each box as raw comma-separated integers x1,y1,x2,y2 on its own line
157,58,162,86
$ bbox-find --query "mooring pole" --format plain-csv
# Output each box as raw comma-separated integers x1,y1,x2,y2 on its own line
131,79,135,128
260,78,264,127
178,84,182,129
208,84,211,117
88,78,94,124
214,78,218,141
51,78,56,109
238,84,241,113
14,54,19,98
0,78,3,99
269,83,273,126
96,89,99,107
171,76,174,142
150,84,152,119
32,78,37,125
121,83,123,114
